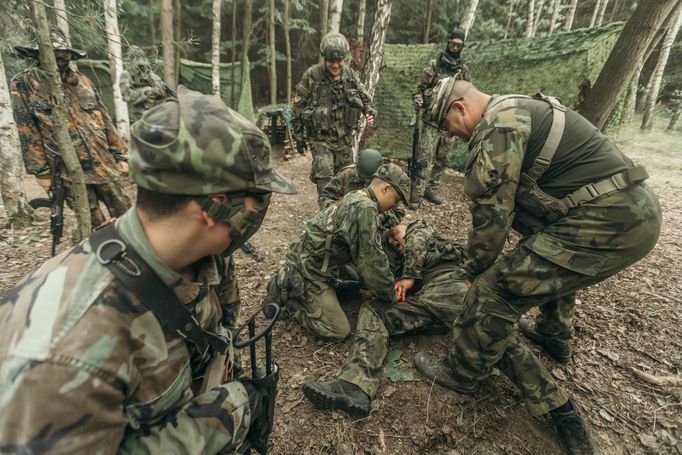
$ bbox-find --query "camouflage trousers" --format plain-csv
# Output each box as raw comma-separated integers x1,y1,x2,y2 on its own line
449,184,662,385
65,181,130,228
338,268,569,415
310,141,354,197
414,121,456,196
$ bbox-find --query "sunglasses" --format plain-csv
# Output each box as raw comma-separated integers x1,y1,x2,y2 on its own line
438,97,464,132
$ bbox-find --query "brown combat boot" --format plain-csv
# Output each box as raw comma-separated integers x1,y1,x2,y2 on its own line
519,318,572,363
413,352,480,394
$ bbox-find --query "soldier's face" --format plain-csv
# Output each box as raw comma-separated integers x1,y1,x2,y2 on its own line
388,224,407,254
325,58,345,77
448,38,464,54
441,99,474,140
377,184,401,213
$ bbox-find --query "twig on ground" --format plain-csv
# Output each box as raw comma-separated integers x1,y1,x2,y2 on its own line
631,368,682,387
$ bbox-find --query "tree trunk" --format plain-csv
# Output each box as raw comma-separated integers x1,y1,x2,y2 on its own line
641,2,682,130
564,0,578,31
548,0,561,34
0,52,33,228
268,0,277,104
53,0,70,41
329,0,343,33
174,0,181,86
526,0,535,38
504,0,517,40
241,0,252,106
609,0,622,22
357,0,366,43
462,0,480,36
211,0,221,96
161,0,175,87
596,0,609,27
28,0,91,238
589,0,602,28
319,0,329,63
104,0,130,142
149,0,157,47
667,104,681,132
531,0,545,37
284,0,292,103
422,0,433,43
579,0,679,129
231,0,237,108
353,0,392,158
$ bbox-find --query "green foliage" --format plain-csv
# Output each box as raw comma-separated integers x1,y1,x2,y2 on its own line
385,350,415,382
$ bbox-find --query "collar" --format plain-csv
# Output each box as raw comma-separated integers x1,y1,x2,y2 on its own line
364,187,381,210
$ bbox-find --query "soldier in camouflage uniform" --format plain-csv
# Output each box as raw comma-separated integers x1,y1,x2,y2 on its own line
302,220,596,453
413,78,661,454
320,148,404,228
291,32,377,199
120,45,175,122
263,164,410,341
0,86,297,453
11,27,130,227
409,27,470,209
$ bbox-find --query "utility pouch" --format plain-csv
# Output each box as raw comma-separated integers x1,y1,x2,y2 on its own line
515,172,568,224
311,107,330,133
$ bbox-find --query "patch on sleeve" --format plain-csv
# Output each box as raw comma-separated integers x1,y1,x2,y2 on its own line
375,231,382,246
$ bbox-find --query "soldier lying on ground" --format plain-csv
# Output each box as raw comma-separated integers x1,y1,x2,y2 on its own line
263,164,410,341
0,87,296,453
301,220,597,454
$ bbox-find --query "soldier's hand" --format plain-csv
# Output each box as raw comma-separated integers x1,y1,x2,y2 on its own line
296,140,307,155
365,113,375,127
116,161,129,175
413,98,423,110
36,176,51,193
394,278,415,302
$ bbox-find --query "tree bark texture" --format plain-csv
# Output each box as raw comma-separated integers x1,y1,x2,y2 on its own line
53,0,70,42
161,0,176,87
596,0,609,27
641,2,682,130
667,105,681,132
357,0,366,43
329,0,343,33
319,0,329,63
526,0,535,38
422,0,433,43
29,0,91,238
104,0,130,142
268,0,277,104
211,0,221,96
0,51,33,228
231,0,237,107
532,0,545,37
580,0,680,129
174,0,181,86
504,0,517,39
590,0,602,28
564,0,578,31
462,0,480,36
284,0,292,103
549,0,561,34
241,0,253,99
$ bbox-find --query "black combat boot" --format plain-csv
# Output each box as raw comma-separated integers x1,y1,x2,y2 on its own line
550,399,600,454
413,352,480,394
407,202,420,211
519,319,572,363
423,190,444,205
302,378,371,418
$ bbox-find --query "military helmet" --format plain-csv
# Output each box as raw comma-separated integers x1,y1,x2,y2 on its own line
15,26,86,61
356,148,383,179
428,76,457,127
373,163,410,205
449,27,466,42
320,32,350,60
130,86,297,196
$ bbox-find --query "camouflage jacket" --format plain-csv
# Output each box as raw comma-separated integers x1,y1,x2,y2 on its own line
0,209,250,454
286,189,395,301
291,63,374,145
120,67,172,122
320,164,405,228
399,220,467,280
10,67,126,184
412,51,470,121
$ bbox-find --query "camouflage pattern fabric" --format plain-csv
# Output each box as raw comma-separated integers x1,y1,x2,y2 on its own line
266,189,396,340
310,142,354,196
320,164,405,228
447,96,662,385
65,180,129,227
0,210,251,453
120,46,173,122
338,220,569,416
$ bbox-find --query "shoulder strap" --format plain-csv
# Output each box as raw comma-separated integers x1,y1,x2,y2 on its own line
89,224,229,359
321,204,339,273
526,92,566,181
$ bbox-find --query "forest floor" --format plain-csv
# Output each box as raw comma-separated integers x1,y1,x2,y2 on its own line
1,117,681,454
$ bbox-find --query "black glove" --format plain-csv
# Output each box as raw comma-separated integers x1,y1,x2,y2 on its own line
296,140,307,155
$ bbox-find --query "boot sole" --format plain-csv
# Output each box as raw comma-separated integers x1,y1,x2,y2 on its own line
302,383,370,418
519,321,572,364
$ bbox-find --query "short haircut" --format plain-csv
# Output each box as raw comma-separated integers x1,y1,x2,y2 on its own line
136,187,193,221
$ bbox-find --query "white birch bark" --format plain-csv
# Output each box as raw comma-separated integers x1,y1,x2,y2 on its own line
161,0,176,86
526,0,535,38
504,0,517,39
532,0,545,36
211,0,221,96
53,0,70,42
596,0,609,26
461,0,480,36
564,0,578,31
357,0,366,43
329,0,343,33
284,0,292,103
548,0,561,34
268,0,277,104
590,0,602,28
103,0,130,142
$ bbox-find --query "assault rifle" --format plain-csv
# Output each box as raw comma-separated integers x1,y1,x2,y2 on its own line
29,144,65,256
408,111,422,208
241,242,265,262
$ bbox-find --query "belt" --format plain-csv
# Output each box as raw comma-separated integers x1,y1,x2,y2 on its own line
562,166,649,209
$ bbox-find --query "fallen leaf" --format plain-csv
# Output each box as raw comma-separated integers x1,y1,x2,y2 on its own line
597,349,620,361
385,350,415,382
599,409,615,423
552,368,566,381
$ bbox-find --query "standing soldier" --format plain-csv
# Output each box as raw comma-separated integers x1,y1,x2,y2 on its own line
0,86,297,453
11,26,130,227
291,32,377,202
409,27,470,209
120,45,175,122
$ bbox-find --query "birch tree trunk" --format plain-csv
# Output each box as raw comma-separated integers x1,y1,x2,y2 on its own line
596,0,609,27
174,0,181,85
353,0,392,157
504,0,517,40
548,0,561,34
0,52,33,228
284,0,292,103
609,0,622,22
564,0,578,31
422,0,433,43
590,0,602,28
357,0,366,43
211,0,221,96
28,0,91,238
104,0,130,142
461,0,480,36
580,0,679,129
531,0,545,37
54,0,77,71
161,0,176,86
329,0,343,33
526,0,535,38
240,0,253,107
268,0,277,104
231,0,237,107
319,0,329,63
641,2,682,130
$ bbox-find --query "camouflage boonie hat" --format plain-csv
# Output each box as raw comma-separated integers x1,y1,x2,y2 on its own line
320,32,350,60
373,163,410,205
356,148,383,179
428,76,457,127
15,26,86,60
130,85,297,196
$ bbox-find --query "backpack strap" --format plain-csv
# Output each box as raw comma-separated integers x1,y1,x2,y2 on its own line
89,223,229,360
526,93,566,181
320,204,339,273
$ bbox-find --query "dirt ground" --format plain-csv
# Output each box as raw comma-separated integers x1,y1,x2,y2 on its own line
1,118,681,454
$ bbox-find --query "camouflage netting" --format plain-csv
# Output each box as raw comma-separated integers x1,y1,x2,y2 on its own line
77,58,253,121
367,23,626,169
